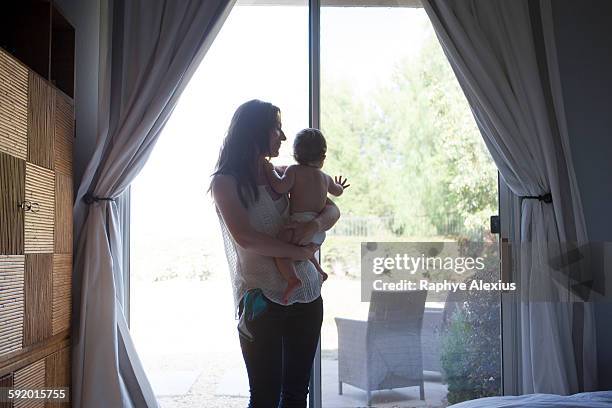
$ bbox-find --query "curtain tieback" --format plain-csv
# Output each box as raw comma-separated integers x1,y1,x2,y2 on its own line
520,192,552,203
83,192,116,205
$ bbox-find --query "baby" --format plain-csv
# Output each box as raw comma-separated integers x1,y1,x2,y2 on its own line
264,128,349,304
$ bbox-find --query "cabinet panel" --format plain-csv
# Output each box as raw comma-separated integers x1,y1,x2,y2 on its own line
24,163,54,254
0,372,14,408
53,94,72,177
0,255,24,358
51,255,71,336
23,254,52,347
0,152,25,255
53,173,71,255
0,49,28,161
45,347,70,408
13,359,45,408
27,74,54,170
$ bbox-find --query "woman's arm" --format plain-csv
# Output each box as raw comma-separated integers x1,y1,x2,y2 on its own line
287,197,341,245
212,175,317,260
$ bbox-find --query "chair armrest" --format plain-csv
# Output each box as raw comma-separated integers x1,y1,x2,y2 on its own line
335,318,367,335
335,317,368,350
335,317,369,387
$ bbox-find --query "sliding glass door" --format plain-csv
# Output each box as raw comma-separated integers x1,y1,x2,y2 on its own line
127,1,505,407
315,3,502,408
129,2,309,406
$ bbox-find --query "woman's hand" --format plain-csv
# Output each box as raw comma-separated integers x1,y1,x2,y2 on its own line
292,243,319,261
282,220,320,246
281,198,340,245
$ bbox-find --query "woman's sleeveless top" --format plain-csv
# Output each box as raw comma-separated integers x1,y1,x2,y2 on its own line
217,184,322,314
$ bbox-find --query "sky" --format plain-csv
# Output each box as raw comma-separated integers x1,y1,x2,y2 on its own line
130,6,433,249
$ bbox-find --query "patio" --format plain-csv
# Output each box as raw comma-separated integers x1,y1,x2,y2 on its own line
131,278,450,408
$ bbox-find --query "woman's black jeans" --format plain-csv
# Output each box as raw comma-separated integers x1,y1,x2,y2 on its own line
238,294,323,408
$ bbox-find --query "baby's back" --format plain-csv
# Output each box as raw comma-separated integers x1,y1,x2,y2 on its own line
289,165,329,214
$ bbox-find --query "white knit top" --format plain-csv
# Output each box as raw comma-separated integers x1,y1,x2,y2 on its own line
217,184,322,314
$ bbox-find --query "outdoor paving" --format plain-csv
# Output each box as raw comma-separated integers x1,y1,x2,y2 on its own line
134,279,449,408
321,363,448,408
149,355,448,407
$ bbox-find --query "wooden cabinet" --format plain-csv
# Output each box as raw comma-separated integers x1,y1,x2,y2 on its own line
0,47,72,407
0,1,75,98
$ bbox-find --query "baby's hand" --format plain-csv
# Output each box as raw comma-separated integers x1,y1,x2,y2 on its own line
334,176,350,190
328,175,349,197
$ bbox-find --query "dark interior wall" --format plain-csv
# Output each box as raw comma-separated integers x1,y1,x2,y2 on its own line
551,0,612,390
52,0,100,195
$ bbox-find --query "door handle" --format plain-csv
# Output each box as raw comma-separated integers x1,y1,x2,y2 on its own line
500,238,512,290
18,201,40,213
490,215,500,234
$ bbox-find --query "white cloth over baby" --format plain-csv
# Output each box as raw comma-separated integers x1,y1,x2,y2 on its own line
290,211,326,245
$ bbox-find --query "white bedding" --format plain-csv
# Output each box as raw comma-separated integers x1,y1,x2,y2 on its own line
448,391,612,408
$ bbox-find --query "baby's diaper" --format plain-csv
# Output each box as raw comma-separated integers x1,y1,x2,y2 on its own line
290,211,326,245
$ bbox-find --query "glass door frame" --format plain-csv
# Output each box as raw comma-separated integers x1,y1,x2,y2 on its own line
499,177,521,396
308,0,322,406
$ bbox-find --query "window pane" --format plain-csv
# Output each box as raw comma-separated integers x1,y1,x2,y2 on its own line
130,4,308,407
320,6,501,407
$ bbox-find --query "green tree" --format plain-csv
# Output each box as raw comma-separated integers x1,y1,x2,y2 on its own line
321,81,396,219
321,33,498,240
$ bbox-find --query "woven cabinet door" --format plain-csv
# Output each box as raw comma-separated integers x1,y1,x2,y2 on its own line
0,152,25,255
45,347,70,408
51,255,70,336
23,254,52,348
13,359,45,408
24,163,54,254
0,49,28,161
0,255,24,358
0,372,14,408
53,91,73,256
27,74,54,171
53,93,72,178
53,175,71,255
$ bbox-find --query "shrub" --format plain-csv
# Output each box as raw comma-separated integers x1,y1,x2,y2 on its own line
439,240,501,404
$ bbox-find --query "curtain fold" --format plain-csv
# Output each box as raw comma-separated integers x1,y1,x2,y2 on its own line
71,1,235,407
422,0,596,395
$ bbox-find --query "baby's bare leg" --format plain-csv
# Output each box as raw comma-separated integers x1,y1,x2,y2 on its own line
276,228,302,304
309,256,328,282
274,258,302,304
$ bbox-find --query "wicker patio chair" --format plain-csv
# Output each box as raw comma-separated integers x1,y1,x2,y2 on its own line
335,290,427,406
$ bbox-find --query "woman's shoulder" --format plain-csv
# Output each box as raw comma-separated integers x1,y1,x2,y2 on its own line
210,173,240,203
211,173,237,190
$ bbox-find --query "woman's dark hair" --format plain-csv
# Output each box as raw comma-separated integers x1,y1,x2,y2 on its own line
293,128,326,166
209,99,280,208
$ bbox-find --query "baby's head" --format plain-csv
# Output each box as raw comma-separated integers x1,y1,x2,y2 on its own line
293,128,327,168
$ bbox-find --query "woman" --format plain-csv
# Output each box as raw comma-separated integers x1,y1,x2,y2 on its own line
210,99,340,407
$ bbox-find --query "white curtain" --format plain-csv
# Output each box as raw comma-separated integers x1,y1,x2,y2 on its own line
71,1,234,407
422,0,597,395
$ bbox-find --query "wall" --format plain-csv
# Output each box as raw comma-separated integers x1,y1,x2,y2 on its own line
52,1,102,402
52,0,100,194
552,0,612,390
